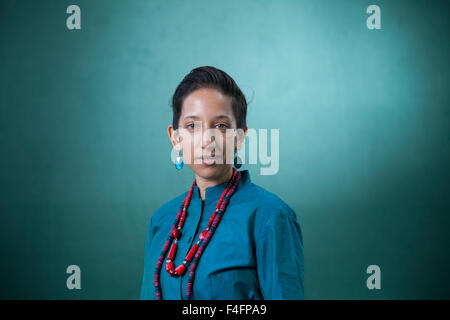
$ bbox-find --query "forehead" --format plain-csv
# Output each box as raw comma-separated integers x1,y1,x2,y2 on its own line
180,88,234,120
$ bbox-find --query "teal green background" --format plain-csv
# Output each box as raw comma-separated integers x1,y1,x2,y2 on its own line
1,0,449,299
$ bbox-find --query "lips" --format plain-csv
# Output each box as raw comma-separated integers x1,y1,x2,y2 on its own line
202,157,216,165
199,153,216,165
196,153,215,160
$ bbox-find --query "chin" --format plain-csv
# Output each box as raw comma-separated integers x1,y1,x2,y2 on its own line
190,164,229,179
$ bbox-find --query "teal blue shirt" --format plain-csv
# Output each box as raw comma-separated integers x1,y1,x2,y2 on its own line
140,170,304,300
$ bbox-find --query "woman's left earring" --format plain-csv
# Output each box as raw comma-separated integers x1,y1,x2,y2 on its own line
233,153,242,169
175,152,184,170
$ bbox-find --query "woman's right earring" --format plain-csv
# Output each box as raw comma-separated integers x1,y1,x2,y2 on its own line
175,152,184,170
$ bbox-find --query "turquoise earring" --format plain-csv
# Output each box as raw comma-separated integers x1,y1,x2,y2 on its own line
175,152,184,170
233,152,242,169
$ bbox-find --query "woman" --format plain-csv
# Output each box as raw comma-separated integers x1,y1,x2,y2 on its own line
140,66,304,300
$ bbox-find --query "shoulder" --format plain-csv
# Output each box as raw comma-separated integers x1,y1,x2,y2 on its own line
244,181,298,226
244,182,303,244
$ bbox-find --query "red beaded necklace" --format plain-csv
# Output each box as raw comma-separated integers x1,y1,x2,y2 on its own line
154,167,242,300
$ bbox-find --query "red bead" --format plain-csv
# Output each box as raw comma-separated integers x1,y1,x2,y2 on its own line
171,228,181,240
185,243,198,262
199,230,208,241
175,264,186,276
207,217,215,229
166,261,175,276
168,242,178,260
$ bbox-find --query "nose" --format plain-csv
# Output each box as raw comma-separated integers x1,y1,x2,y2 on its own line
202,134,215,149
200,125,216,149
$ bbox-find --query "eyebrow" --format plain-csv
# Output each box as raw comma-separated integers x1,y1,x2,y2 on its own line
183,114,232,121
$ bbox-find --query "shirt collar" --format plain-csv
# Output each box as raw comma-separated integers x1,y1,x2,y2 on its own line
192,169,251,204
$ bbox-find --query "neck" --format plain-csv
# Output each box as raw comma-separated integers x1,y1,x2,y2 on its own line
195,166,234,201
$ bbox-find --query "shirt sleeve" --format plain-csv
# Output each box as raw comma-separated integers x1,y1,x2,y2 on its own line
255,206,304,299
140,215,155,300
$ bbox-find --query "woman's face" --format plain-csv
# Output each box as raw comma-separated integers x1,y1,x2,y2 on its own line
168,87,247,180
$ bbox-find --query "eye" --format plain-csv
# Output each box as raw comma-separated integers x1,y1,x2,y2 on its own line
216,123,228,129
186,123,199,130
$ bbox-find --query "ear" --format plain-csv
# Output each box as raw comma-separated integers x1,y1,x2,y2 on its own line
167,125,183,151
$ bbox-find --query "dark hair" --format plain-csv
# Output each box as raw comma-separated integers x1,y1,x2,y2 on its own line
171,66,248,130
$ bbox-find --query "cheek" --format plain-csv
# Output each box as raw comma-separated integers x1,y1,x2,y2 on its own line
211,134,226,151
180,133,201,160
216,134,233,160
180,131,194,144
180,135,192,154
221,132,235,150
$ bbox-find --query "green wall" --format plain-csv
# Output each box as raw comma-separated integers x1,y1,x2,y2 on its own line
1,0,449,299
